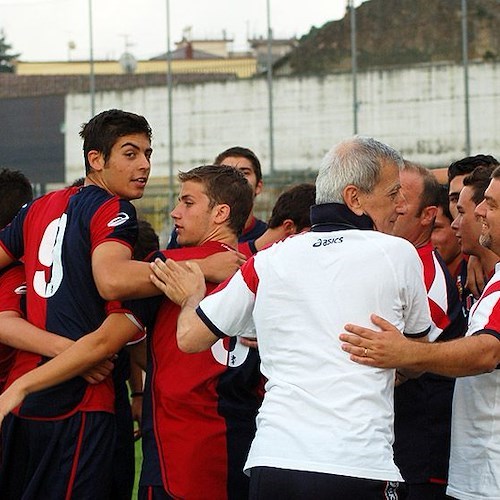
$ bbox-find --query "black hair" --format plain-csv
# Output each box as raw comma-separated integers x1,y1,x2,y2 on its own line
214,146,263,184
0,168,33,229
448,154,499,183
463,165,497,205
268,183,316,231
79,109,152,175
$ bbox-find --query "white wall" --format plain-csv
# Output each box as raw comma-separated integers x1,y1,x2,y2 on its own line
65,60,500,182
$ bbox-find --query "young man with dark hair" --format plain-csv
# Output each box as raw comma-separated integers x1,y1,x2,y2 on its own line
0,109,156,498
451,165,499,314
140,165,263,499
447,155,499,219
431,185,463,280
239,183,316,257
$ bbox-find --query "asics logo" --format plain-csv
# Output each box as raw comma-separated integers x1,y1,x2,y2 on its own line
14,285,27,295
313,236,343,247
107,212,130,227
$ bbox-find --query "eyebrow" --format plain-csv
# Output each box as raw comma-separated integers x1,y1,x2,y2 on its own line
484,194,497,205
120,142,153,155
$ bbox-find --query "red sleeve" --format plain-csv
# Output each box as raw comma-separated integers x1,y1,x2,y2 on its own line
89,197,137,254
0,264,26,316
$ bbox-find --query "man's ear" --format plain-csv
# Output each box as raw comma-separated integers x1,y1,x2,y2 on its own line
342,185,364,216
281,219,298,236
254,179,263,197
213,204,231,225
421,205,438,227
87,150,105,172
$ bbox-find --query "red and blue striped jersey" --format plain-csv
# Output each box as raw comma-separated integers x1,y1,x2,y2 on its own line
0,185,138,419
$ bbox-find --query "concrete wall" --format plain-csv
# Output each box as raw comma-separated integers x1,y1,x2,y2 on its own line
65,60,500,182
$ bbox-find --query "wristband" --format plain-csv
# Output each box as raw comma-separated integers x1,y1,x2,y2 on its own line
130,392,144,398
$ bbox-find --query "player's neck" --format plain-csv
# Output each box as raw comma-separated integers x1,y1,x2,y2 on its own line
199,227,238,250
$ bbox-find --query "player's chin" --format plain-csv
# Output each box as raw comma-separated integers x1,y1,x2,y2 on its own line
125,186,146,200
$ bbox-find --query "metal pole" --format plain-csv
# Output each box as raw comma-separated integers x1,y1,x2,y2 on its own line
462,0,471,155
350,0,358,134
88,0,95,117
166,0,175,213
266,0,275,175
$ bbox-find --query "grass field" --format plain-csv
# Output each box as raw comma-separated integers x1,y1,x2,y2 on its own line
132,439,143,498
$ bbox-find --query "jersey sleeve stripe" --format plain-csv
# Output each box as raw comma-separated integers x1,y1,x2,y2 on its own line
471,329,500,341
196,305,228,339
403,325,431,338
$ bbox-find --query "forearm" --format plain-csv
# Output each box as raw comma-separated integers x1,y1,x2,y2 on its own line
6,314,139,397
95,259,161,300
177,303,219,353
402,334,500,377
0,312,74,357
128,341,147,372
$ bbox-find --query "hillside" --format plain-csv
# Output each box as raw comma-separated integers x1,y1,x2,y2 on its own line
279,0,500,74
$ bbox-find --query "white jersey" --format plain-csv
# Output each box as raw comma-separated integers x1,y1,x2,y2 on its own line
447,264,500,500
198,229,431,482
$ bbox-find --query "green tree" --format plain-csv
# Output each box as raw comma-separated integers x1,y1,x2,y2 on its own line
0,30,20,73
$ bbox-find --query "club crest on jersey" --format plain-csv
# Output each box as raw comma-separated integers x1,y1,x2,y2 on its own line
107,212,130,227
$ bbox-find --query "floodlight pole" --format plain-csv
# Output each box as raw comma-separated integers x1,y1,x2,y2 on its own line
266,0,275,175
88,0,95,117
166,0,175,212
462,0,471,155
350,0,358,134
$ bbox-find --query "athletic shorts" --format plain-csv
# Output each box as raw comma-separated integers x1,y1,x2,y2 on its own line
0,411,115,500
249,466,400,500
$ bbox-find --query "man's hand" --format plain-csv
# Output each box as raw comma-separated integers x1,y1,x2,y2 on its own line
339,314,414,368
0,379,27,428
150,259,206,307
131,395,143,440
239,337,258,350
81,358,115,384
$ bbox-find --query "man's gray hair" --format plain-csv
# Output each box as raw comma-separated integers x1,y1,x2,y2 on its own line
315,136,404,204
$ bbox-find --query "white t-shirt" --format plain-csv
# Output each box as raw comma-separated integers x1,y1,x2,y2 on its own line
447,264,500,500
198,229,431,482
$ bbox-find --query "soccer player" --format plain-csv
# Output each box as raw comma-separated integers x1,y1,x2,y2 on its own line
0,109,155,498
140,164,263,499
167,146,267,249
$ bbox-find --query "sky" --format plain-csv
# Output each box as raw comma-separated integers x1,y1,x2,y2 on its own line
0,0,367,62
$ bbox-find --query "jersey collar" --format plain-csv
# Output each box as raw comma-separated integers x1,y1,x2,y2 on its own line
310,202,374,232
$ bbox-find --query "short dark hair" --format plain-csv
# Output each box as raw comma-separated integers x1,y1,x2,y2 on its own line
0,168,33,229
463,165,497,205
448,154,499,183
268,183,316,231
178,165,253,237
80,109,152,175
435,184,454,223
134,219,160,261
214,146,263,184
